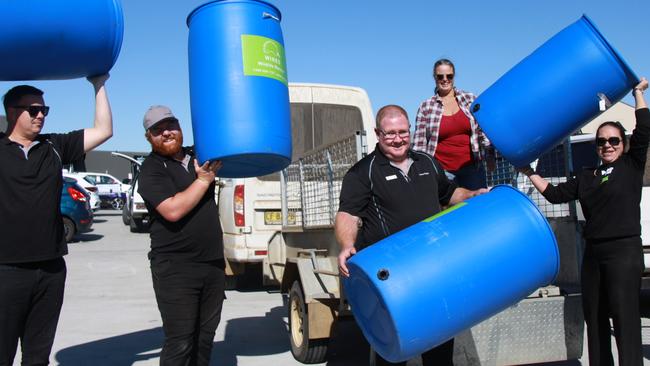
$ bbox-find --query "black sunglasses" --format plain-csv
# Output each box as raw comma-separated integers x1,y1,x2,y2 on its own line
435,74,454,81
13,105,50,117
596,137,621,146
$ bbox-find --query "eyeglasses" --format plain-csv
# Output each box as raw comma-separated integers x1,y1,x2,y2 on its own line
378,129,410,140
435,74,454,81
596,137,621,146
12,105,50,117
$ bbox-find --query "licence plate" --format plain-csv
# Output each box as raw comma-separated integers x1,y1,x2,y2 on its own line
264,210,295,225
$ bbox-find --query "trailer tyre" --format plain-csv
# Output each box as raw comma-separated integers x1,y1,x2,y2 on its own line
288,281,328,363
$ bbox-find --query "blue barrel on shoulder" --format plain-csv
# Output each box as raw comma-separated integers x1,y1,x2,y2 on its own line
187,0,292,178
343,185,559,363
471,15,638,167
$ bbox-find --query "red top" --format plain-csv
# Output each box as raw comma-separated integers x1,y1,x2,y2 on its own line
435,109,472,171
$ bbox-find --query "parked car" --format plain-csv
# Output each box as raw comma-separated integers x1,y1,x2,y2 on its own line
61,176,93,242
63,173,101,211
111,152,149,232
66,172,129,209
218,173,284,288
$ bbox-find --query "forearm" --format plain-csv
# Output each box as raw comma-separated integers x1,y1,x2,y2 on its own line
520,167,549,193
156,178,212,222
634,88,647,110
84,78,113,152
334,211,359,249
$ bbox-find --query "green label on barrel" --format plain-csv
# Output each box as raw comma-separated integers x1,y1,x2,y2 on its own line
423,202,467,222
241,35,288,85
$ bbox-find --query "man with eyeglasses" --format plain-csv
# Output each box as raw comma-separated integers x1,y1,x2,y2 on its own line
0,74,113,365
137,105,225,366
335,104,487,366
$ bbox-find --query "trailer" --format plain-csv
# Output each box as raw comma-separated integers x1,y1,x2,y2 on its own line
264,83,586,365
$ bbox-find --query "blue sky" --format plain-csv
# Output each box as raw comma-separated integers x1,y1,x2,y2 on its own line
4,0,649,152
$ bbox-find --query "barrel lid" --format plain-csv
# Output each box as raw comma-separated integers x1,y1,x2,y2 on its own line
580,14,639,84
186,0,282,26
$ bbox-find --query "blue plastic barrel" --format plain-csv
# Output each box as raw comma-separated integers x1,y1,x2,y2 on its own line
187,0,291,178
0,0,123,81
343,185,559,363
471,15,638,167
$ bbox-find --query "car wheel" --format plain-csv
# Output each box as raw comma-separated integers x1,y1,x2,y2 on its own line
111,197,124,210
122,205,130,225
129,217,144,233
63,217,75,243
225,275,237,290
288,281,328,363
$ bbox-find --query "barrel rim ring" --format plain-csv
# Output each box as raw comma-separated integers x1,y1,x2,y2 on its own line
186,0,282,27
580,14,639,83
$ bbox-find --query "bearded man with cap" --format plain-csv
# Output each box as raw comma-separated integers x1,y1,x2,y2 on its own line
137,105,225,366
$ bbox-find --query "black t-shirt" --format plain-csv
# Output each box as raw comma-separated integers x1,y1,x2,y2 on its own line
543,108,650,240
0,130,85,264
138,148,223,262
338,146,457,249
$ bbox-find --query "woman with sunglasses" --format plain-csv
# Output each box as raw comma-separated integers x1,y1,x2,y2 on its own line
520,77,649,366
413,58,495,190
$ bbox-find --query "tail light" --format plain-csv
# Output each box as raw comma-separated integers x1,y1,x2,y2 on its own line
234,184,245,227
68,186,87,202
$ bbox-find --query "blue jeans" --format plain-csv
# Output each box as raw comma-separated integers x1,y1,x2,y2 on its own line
444,162,487,190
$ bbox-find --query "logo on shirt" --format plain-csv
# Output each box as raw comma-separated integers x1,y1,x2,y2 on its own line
600,167,613,184
385,175,397,181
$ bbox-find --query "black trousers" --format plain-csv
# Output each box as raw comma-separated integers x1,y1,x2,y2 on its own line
151,258,226,366
0,258,66,366
373,338,454,366
582,237,644,366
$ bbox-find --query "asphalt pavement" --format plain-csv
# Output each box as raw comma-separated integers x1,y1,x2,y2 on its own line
10,210,650,365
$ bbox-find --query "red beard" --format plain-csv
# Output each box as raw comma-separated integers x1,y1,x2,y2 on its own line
151,131,184,157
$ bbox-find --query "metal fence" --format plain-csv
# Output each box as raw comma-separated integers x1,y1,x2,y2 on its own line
486,140,575,218
282,132,578,231
281,133,363,229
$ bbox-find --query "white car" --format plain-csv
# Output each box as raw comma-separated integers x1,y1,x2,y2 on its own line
111,152,149,232
62,173,101,211
66,172,130,209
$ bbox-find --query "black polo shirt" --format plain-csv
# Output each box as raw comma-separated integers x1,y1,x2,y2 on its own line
338,146,456,249
0,130,85,264
138,148,223,262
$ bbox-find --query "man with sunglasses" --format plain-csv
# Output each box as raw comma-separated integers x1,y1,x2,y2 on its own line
519,78,649,366
0,74,113,365
137,105,225,366
336,105,487,366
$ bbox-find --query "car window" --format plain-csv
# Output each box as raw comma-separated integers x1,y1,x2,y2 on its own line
290,102,363,161
83,175,97,185
100,176,117,184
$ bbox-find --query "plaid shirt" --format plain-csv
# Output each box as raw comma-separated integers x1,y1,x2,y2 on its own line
412,88,492,161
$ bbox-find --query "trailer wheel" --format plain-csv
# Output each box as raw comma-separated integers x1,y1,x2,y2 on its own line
288,281,328,363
